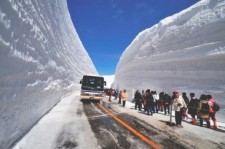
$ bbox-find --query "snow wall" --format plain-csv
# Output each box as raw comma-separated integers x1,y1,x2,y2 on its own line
0,1,97,148
115,0,225,110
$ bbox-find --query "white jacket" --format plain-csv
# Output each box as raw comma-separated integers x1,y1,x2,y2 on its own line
173,95,187,111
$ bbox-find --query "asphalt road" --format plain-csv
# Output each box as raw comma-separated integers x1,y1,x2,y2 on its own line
82,100,190,149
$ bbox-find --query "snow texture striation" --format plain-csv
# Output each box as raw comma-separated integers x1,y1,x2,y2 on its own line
0,1,97,148
114,0,225,119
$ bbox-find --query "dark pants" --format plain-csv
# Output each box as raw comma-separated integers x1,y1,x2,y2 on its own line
122,100,126,107
147,104,154,115
153,102,158,113
208,113,216,121
135,99,142,110
118,97,121,104
200,118,210,127
175,111,182,125
164,104,170,114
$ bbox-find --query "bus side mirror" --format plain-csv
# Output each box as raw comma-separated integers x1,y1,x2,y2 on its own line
104,81,106,86
80,79,82,84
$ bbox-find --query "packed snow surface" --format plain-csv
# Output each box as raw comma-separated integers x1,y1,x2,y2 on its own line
0,1,97,148
114,0,225,121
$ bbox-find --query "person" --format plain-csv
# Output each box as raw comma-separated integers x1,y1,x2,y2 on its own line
141,90,146,111
181,92,189,119
182,92,190,105
159,92,165,112
108,88,112,102
188,93,198,124
152,91,159,113
207,94,217,129
144,89,154,115
162,92,171,115
197,94,210,127
114,89,118,100
173,91,187,128
121,90,128,107
134,90,142,111
118,91,122,104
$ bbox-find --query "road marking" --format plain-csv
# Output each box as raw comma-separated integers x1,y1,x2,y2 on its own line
97,103,161,149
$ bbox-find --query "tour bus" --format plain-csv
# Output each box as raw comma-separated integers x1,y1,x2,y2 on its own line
80,75,106,102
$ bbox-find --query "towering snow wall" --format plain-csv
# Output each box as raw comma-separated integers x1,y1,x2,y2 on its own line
0,1,97,148
115,0,225,103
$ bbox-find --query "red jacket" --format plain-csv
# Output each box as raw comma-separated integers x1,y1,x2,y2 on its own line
209,98,215,113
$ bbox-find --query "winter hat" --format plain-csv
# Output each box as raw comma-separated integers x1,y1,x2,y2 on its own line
190,92,195,97
182,92,187,96
173,91,179,95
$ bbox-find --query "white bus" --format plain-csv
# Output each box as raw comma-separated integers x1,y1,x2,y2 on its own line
80,75,106,102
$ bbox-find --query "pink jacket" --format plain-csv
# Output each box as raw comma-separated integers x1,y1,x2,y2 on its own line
208,98,215,113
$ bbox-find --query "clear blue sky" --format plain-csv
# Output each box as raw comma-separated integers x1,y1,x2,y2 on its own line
67,0,198,75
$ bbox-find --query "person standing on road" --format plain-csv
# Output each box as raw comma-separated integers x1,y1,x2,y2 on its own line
197,94,210,127
173,91,187,128
108,88,112,102
145,89,154,115
121,90,128,107
152,91,160,113
162,92,172,115
141,90,146,111
114,89,118,100
207,94,217,129
182,92,190,105
188,93,198,124
118,91,122,104
182,92,189,119
134,90,142,111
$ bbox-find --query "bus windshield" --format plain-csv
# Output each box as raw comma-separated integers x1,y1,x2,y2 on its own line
81,76,104,91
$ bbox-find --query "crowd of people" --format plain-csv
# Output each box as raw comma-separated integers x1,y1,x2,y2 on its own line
107,88,220,129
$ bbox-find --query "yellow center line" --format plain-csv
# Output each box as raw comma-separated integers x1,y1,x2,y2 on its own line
97,103,161,149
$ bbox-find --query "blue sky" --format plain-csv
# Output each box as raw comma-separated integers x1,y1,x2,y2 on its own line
67,0,198,75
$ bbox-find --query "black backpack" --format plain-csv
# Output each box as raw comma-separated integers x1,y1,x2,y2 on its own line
213,102,220,112
200,102,210,114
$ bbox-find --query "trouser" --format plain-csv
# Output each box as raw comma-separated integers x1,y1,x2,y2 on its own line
200,118,210,127
153,102,159,113
147,104,154,115
135,99,141,110
118,98,121,104
175,111,182,125
208,112,217,128
164,104,170,114
122,100,126,107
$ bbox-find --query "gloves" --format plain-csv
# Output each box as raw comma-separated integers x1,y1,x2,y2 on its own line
177,103,181,106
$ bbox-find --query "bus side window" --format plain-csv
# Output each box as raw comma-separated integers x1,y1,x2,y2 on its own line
104,81,106,86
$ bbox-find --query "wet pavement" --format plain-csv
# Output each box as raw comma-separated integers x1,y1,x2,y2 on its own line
82,101,191,149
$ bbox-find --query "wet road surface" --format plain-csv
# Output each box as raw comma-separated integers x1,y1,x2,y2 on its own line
82,101,190,149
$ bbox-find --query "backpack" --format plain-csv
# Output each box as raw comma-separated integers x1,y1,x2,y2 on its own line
200,101,210,114
213,102,220,112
